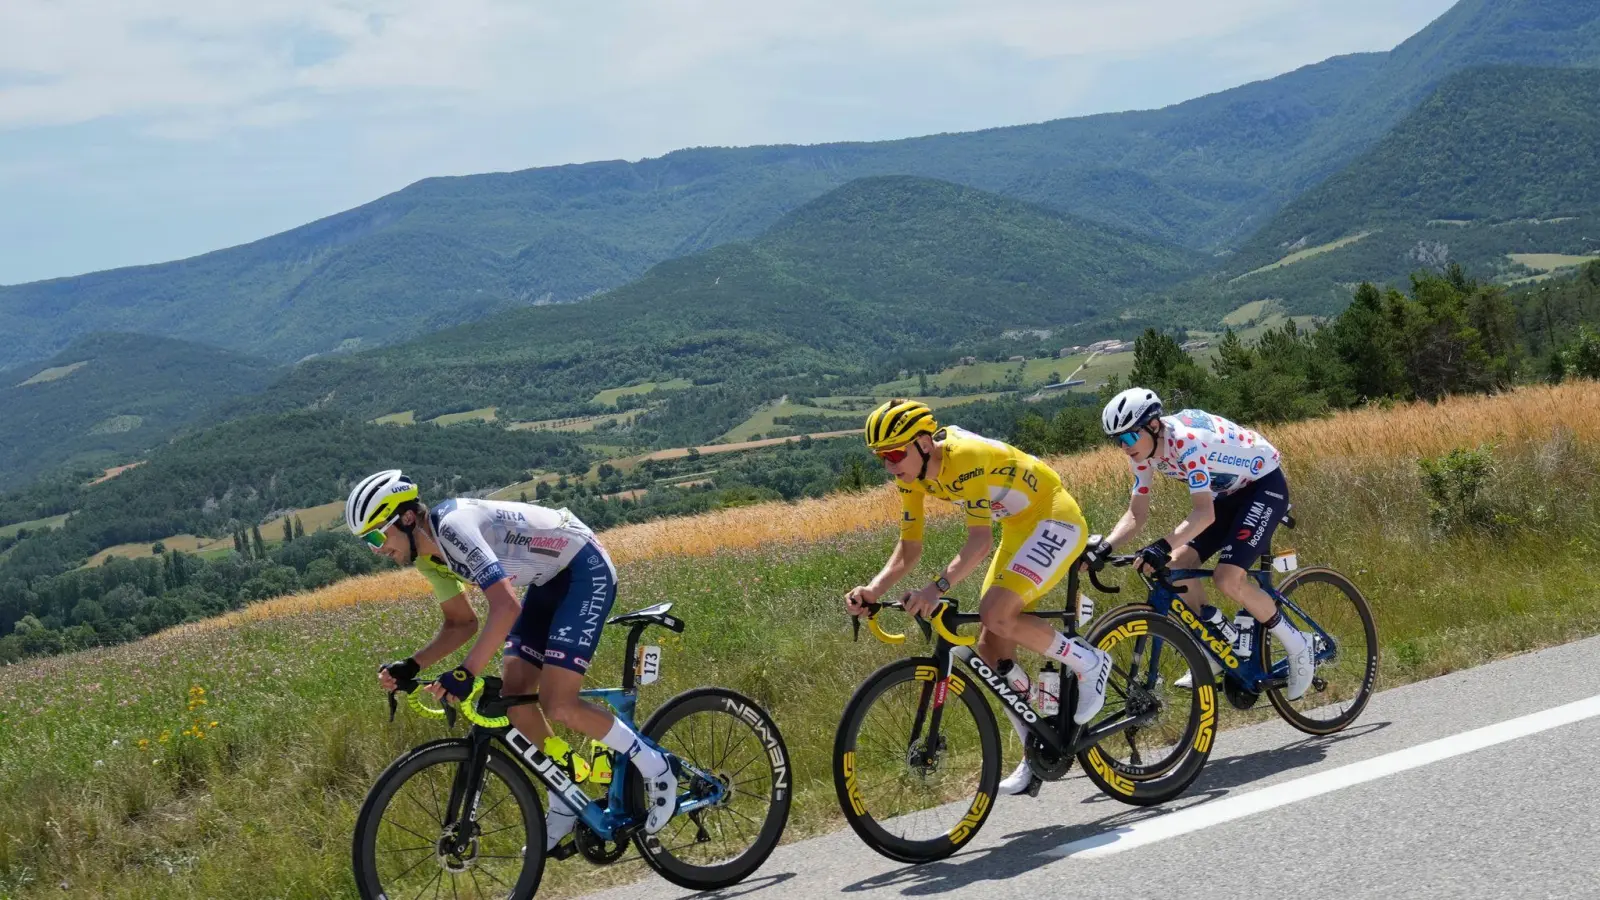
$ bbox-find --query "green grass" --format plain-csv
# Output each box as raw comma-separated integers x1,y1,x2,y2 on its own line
16,361,87,387
372,411,415,426
425,406,497,427
5,427,1600,897
873,357,1085,393
1508,252,1599,272
0,513,68,539
1230,232,1372,282
719,398,861,442
592,379,693,407
1221,298,1282,328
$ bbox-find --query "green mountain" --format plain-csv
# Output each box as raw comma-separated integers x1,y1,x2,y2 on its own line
1170,66,1600,322
233,176,1204,424
0,334,282,489
3,0,1596,370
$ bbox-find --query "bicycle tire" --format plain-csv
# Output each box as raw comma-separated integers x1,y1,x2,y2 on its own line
832,657,1001,864
352,739,545,900
634,687,792,890
1079,604,1218,807
1264,567,1379,735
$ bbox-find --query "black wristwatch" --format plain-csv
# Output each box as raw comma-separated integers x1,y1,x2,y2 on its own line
933,575,951,593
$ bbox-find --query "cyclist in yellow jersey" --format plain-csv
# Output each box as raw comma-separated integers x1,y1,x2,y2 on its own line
845,399,1113,796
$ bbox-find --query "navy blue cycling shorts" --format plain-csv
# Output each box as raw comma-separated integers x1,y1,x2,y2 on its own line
504,542,617,674
1187,468,1290,570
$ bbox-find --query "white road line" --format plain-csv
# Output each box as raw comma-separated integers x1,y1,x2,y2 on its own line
1051,693,1600,859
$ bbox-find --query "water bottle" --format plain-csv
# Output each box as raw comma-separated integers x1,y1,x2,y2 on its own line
997,659,1031,696
1232,612,1256,658
1200,605,1239,645
1035,663,1061,718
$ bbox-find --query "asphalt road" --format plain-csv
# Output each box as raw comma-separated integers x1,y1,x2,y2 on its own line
580,635,1600,900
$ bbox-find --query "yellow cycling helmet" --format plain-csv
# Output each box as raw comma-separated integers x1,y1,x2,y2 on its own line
864,399,937,451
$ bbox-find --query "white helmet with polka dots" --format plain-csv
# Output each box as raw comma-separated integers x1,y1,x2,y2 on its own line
1101,387,1163,436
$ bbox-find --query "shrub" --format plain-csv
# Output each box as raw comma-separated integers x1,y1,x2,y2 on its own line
1417,444,1508,534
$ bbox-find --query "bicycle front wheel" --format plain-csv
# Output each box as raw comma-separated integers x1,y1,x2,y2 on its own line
635,687,792,891
1265,567,1379,735
833,657,1001,864
1079,605,1217,806
352,739,545,900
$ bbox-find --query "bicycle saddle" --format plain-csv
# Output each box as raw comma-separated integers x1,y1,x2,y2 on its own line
607,601,686,632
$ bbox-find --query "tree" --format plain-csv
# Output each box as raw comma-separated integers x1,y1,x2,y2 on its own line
151,541,166,555
282,518,294,544
251,525,266,560
233,530,246,556
293,516,305,539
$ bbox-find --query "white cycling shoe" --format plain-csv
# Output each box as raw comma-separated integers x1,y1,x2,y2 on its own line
999,759,1042,797
1074,648,1114,725
643,764,679,834
1174,653,1224,690
1285,631,1317,701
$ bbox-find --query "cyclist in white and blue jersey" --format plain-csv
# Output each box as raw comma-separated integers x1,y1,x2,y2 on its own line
347,470,677,848
1092,389,1315,700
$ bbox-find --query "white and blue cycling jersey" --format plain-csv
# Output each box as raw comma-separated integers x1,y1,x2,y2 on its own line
428,497,603,591
1129,409,1282,498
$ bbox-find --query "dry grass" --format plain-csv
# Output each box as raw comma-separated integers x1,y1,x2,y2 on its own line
157,383,1600,639
16,361,88,386
88,461,145,485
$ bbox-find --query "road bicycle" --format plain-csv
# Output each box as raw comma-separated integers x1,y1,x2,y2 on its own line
1099,513,1379,736
351,602,791,899
832,557,1218,863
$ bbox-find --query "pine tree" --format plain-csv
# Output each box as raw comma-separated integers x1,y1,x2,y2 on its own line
233,530,245,556
251,525,266,560
282,518,294,544
293,517,305,539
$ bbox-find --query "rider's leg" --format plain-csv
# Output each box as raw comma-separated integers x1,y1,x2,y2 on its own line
978,584,1109,724
1168,544,1207,614
502,657,551,745
978,629,1038,795
1211,471,1311,698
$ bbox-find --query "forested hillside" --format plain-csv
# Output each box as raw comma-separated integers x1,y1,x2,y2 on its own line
227,177,1202,425
1,0,1595,369
1151,66,1600,324
0,334,282,489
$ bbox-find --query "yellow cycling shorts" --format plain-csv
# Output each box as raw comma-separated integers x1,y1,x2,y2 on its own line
981,490,1088,610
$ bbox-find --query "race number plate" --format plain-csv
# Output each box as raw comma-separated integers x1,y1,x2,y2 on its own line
1272,551,1298,573
636,645,662,685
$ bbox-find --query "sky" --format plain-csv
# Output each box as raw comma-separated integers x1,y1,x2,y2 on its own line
0,0,1460,286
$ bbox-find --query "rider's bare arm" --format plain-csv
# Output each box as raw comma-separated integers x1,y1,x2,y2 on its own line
1163,492,1217,549
1106,493,1151,548
459,580,522,677
411,592,480,669
861,538,922,600
940,526,994,587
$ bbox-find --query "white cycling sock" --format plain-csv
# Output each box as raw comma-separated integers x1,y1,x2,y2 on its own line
601,716,667,778
1268,614,1307,653
545,802,578,850
1046,633,1101,677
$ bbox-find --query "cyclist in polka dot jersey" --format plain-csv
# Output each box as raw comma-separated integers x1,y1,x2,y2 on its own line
1092,388,1315,701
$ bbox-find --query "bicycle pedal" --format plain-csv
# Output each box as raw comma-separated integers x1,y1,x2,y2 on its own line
1023,775,1043,798
548,838,580,861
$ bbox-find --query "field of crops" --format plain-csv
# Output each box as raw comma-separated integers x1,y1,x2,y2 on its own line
5,383,1600,898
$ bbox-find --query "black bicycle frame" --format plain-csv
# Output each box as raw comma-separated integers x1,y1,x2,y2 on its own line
906,564,1151,763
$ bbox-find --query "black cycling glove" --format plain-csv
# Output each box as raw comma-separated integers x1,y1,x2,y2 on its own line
382,657,421,685
1136,538,1173,573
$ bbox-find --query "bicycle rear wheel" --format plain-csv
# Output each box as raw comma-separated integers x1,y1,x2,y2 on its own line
1264,567,1379,735
352,739,544,900
833,657,1001,864
635,687,792,890
1079,605,1217,806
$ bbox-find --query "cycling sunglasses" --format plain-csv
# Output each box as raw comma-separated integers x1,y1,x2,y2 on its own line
1111,430,1141,448
362,512,402,549
875,445,913,464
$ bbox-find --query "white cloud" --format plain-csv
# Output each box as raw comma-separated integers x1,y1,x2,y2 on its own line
0,0,1419,134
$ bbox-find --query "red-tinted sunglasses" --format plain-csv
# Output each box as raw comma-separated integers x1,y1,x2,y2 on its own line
875,446,912,464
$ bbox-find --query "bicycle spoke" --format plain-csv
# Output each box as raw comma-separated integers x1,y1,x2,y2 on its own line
382,816,436,845
377,845,435,855
408,868,442,900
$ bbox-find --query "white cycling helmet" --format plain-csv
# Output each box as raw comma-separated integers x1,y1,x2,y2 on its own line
1102,388,1163,436
345,469,419,535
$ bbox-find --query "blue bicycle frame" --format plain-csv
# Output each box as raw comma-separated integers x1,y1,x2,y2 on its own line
1138,566,1338,693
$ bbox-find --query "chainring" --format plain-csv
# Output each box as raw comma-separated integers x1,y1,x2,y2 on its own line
1223,677,1261,710
1023,732,1075,781
574,824,629,865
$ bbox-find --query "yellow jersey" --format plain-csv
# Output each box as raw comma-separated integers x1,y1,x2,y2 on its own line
897,426,1066,541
